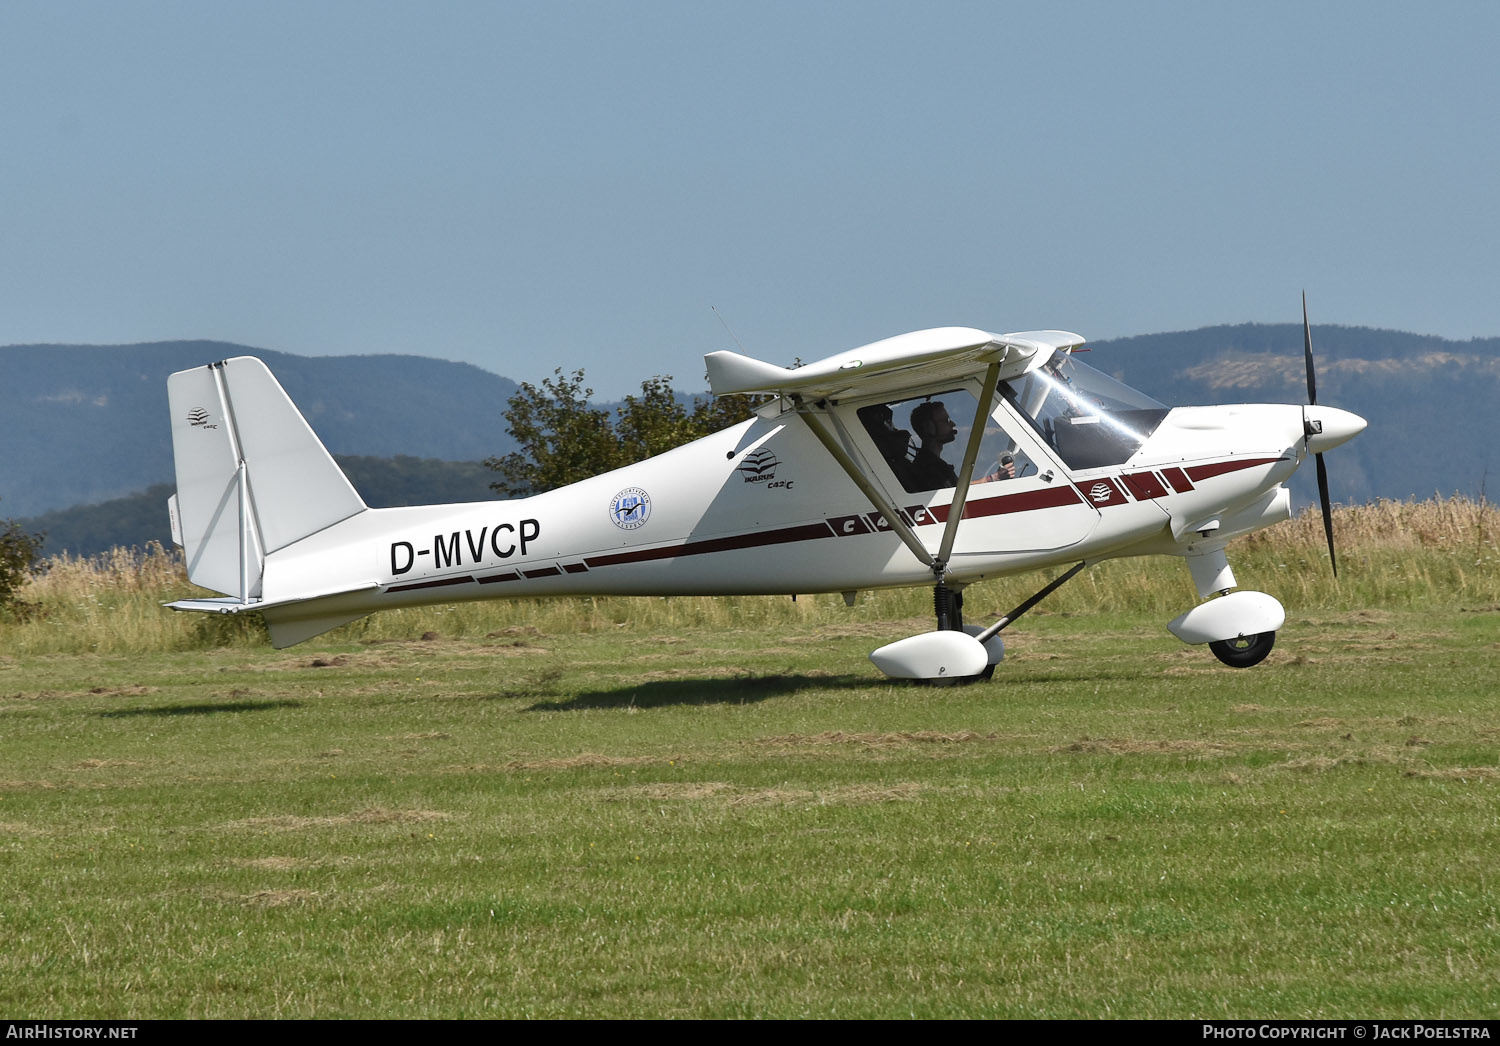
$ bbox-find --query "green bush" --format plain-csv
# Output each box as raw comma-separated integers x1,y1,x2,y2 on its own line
0,504,45,615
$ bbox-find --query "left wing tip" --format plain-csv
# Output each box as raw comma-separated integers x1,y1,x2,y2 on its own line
704,349,790,396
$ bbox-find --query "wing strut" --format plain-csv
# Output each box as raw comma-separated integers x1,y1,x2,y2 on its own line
975,561,1088,642
795,398,936,570
935,361,1002,574
796,360,1005,585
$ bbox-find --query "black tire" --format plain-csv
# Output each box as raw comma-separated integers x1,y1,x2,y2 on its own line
1209,631,1275,668
920,663,996,687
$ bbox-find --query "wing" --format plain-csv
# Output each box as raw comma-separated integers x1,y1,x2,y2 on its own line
704,327,1085,400
709,326,1085,580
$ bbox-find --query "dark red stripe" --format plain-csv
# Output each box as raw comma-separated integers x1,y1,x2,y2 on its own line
1161,466,1194,493
864,509,908,532
476,571,521,585
1121,471,1169,500
928,484,1084,523
563,562,589,574
523,566,562,578
829,513,873,536
1185,457,1287,482
387,575,475,593
1079,478,1129,507
584,521,836,569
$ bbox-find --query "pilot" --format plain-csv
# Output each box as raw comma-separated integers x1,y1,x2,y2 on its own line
908,401,959,490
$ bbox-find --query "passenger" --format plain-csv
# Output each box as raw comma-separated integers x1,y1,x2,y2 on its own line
864,404,919,489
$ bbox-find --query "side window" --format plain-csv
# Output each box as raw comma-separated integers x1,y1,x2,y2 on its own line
857,390,1033,494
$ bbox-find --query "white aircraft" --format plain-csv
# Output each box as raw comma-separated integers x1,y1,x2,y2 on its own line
164,302,1364,682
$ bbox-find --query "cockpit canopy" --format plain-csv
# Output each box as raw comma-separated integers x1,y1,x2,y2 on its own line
1003,354,1168,471
855,351,1171,495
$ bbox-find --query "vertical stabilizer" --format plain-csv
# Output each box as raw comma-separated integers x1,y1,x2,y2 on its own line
167,357,366,600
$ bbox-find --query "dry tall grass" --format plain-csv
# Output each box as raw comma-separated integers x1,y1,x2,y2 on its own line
1251,495,1495,552
4,498,1496,655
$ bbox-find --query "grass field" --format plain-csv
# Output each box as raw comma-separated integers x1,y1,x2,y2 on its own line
1,499,1498,1017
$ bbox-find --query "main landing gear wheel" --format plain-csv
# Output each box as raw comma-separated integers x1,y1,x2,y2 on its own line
1209,631,1276,668
937,587,996,685
924,660,996,687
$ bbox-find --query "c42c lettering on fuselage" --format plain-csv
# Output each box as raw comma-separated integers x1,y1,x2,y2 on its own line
389,518,540,576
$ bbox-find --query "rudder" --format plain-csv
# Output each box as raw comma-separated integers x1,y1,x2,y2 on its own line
167,357,366,600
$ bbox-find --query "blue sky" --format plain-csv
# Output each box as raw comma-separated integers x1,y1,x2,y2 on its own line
2,1,1496,397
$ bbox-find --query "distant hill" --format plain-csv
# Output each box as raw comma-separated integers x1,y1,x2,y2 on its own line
0,342,519,517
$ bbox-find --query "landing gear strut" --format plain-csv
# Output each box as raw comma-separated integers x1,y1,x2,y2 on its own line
908,563,1089,684
924,584,993,684
933,582,960,632
1170,546,1286,668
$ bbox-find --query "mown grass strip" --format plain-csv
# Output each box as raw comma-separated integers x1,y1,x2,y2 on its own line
2,597,1497,1017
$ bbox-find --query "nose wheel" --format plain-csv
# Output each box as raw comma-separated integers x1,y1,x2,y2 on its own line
1208,631,1276,668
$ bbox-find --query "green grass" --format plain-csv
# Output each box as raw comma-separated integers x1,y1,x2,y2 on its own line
3,605,1498,1017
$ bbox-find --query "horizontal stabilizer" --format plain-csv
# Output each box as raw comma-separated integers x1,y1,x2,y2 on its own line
165,581,382,648
165,581,381,617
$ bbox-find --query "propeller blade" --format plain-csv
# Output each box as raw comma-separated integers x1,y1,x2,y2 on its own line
1303,295,1337,574
1315,451,1337,577
1302,290,1317,406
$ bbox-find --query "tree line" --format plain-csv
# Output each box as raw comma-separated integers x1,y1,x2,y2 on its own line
484,369,755,496
0,504,43,614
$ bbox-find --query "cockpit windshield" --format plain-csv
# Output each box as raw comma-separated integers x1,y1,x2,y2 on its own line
1002,353,1168,471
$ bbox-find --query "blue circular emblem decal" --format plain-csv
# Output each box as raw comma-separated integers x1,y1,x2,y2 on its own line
610,487,652,530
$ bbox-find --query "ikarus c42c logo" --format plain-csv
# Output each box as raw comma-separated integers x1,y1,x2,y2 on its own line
735,448,794,490
610,487,652,530
736,449,779,483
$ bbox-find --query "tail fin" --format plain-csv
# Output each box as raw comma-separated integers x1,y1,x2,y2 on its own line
167,357,366,601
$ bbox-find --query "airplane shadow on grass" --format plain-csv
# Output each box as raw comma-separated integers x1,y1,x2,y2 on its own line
523,672,877,712
99,700,305,718
519,663,1163,711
